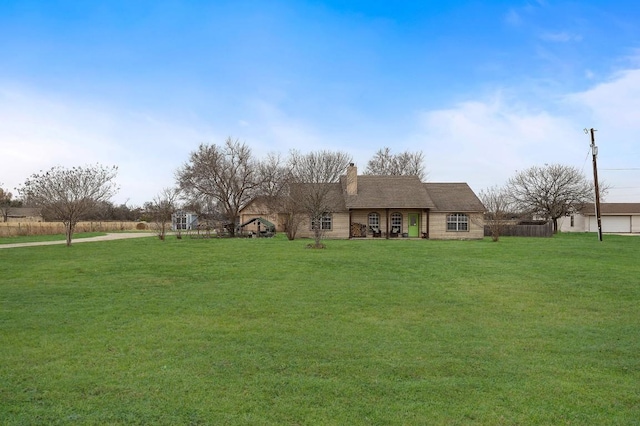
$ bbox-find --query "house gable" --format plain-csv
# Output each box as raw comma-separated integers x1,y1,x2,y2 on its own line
424,183,486,213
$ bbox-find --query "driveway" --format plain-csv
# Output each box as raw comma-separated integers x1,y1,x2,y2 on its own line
0,232,157,249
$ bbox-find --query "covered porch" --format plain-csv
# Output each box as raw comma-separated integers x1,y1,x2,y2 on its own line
348,209,430,239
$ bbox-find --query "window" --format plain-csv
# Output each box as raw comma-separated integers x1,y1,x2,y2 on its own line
447,213,469,231
321,214,332,230
368,212,380,232
312,214,332,230
570,215,575,227
174,212,188,230
391,212,402,234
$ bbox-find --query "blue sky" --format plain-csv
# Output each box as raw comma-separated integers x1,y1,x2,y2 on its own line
1,0,639,205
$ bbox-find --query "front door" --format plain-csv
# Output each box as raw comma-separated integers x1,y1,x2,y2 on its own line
408,213,419,237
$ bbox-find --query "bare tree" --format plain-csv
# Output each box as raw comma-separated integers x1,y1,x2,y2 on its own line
256,152,289,197
364,147,427,180
144,188,180,240
18,164,118,246
506,164,602,233
288,150,352,247
279,193,306,240
0,184,14,222
478,185,512,242
253,153,304,240
176,137,260,237
181,196,228,236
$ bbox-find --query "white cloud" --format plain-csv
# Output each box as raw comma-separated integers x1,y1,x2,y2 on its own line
566,68,640,134
539,31,582,42
564,68,640,201
241,98,332,156
3,62,640,206
0,84,217,206
504,8,522,27
410,66,640,201
414,94,584,193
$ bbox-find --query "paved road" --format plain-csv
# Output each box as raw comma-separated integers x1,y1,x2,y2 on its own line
0,232,157,249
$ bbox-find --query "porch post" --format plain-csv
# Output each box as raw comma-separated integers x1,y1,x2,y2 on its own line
424,209,430,239
385,208,390,239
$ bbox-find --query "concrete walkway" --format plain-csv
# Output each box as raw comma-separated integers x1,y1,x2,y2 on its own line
0,232,157,249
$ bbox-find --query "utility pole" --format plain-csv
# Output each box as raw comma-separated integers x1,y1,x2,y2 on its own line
587,128,603,241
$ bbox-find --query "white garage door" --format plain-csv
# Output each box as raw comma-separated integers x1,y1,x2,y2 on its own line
589,216,631,233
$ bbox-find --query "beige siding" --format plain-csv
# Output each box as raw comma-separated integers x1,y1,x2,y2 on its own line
239,200,485,240
428,212,484,239
294,213,350,239
427,212,448,238
241,206,485,239
332,213,351,238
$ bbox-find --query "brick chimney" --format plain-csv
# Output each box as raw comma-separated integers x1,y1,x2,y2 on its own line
346,163,357,195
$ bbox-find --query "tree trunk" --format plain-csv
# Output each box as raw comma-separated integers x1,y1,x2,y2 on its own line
313,227,323,248
65,222,75,247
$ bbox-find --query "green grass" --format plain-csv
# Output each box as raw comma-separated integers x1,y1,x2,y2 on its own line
0,232,107,244
1,233,639,425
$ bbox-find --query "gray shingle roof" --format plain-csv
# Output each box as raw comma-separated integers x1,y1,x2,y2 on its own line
423,183,485,212
341,175,436,209
290,183,347,212
241,176,485,215
325,183,348,211
581,203,640,215
6,207,42,218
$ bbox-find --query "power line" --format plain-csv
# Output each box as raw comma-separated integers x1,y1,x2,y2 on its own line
580,147,592,175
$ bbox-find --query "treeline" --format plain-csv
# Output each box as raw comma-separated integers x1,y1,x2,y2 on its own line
40,201,144,222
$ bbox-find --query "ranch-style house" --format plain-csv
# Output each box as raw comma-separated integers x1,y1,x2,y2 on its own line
240,164,485,239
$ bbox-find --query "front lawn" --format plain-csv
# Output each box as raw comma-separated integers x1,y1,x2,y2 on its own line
0,232,107,245
1,234,638,424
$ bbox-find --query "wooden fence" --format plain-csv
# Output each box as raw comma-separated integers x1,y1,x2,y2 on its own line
484,221,553,238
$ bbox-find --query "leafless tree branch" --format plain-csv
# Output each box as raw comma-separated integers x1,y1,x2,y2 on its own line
364,147,427,180
18,164,119,246
288,150,352,247
506,163,607,233
176,137,261,236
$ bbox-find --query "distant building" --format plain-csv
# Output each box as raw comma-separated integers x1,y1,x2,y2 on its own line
558,203,640,233
171,211,198,231
5,207,43,222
